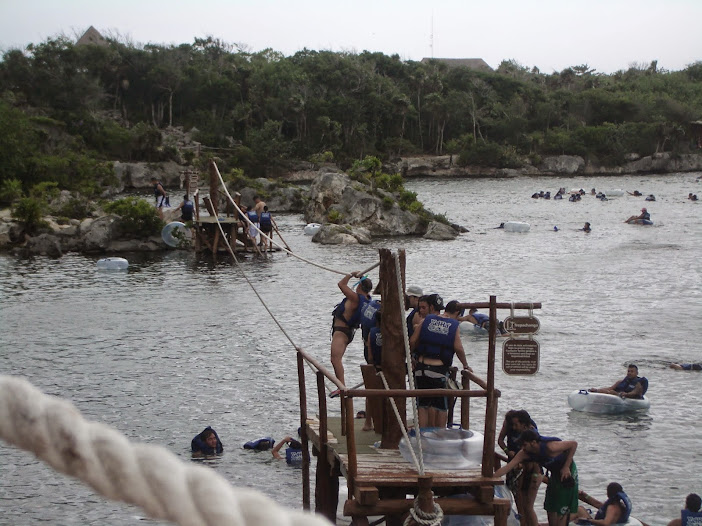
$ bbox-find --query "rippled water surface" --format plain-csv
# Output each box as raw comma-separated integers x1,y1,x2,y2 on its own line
1,172,700,525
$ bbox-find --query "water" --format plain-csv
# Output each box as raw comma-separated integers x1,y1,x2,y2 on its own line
1,172,700,525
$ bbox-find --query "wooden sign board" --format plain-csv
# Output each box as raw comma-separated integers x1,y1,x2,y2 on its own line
502,315,540,334
502,339,540,375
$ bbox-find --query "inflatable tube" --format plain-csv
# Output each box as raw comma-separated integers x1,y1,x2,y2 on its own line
601,189,625,197
567,389,650,414
459,321,488,335
576,518,643,526
161,221,191,248
503,221,530,233
303,223,321,236
399,427,483,469
96,257,129,270
243,437,275,451
627,219,653,226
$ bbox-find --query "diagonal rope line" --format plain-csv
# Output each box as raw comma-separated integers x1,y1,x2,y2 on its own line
393,251,425,473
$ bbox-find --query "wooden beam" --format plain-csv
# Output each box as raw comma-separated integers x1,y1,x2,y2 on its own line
343,496,512,516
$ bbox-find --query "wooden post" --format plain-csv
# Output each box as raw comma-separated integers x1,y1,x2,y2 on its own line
461,371,471,430
481,295,498,477
379,248,406,449
315,371,338,522
208,160,219,216
297,351,310,510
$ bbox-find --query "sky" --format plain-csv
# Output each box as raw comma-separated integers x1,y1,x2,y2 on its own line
1,0,701,74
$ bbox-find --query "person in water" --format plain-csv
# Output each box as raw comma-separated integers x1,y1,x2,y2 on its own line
330,272,373,395
271,435,303,463
667,493,702,526
589,364,647,399
150,177,169,219
574,482,633,526
625,208,651,224
174,194,194,223
670,362,702,371
495,429,578,526
497,410,542,526
582,222,591,233
409,295,470,428
191,426,224,456
460,308,508,335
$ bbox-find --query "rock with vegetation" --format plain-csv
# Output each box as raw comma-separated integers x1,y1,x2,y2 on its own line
304,157,455,238
423,221,459,240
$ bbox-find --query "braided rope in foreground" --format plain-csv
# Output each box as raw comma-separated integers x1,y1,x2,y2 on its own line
0,376,331,526
403,496,444,526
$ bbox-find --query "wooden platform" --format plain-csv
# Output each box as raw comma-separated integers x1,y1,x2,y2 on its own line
306,416,508,525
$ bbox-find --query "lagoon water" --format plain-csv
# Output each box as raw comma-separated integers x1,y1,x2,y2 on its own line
1,172,700,525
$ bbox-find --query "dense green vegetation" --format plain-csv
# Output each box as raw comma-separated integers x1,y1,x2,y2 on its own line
1,34,701,197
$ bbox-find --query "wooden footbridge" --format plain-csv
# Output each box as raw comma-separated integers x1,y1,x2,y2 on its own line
294,248,542,525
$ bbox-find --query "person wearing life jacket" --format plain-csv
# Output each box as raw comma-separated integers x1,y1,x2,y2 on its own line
670,362,702,371
496,429,578,526
589,364,648,399
175,194,194,222
667,493,702,526
150,177,169,219
405,285,424,339
460,308,509,336
409,295,470,428
497,410,542,526
245,206,260,245
574,482,632,526
330,272,373,395
258,206,274,250
625,208,651,225
191,426,224,456
271,435,304,464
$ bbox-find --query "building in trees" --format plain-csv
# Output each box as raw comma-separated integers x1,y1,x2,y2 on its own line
76,26,107,47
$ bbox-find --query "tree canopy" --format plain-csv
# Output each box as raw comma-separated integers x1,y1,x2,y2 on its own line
1,34,701,191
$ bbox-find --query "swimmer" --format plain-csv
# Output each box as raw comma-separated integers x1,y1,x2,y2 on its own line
670,362,702,371
645,194,656,201
191,426,223,456
581,222,591,233
625,208,651,224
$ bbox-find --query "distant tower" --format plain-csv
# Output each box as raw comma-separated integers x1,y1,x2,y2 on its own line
430,14,434,58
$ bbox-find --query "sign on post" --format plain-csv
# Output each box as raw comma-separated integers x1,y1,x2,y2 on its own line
502,338,540,375
502,316,540,334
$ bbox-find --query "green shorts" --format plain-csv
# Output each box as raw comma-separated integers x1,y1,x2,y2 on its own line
544,461,578,515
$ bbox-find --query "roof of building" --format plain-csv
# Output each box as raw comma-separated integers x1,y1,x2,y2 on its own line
420,58,493,72
76,26,107,47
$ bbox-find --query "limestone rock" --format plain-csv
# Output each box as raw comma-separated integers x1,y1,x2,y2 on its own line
312,224,372,245
80,215,120,252
114,160,185,190
423,221,459,240
25,234,63,257
539,155,585,174
304,171,421,236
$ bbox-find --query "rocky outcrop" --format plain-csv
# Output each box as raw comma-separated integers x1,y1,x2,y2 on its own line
114,160,186,192
539,155,586,174
312,224,372,245
304,171,424,236
423,221,459,240
230,179,307,213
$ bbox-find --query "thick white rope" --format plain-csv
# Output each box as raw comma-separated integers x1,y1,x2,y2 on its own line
0,376,331,526
403,498,444,526
393,252,425,473
378,371,424,476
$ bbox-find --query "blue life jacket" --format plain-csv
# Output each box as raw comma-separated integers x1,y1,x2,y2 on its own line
682,510,702,526
369,327,383,365
473,312,489,325
191,426,224,454
416,314,460,367
615,376,647,397
333,294,370,329
285,443,303,464
181,200,194,221
407,309,418,338
259,211,272,227
246,210,259,223
506,420,539,453
526,436,567,474
360,299,381,338
243,436,274,451
595,491,632,522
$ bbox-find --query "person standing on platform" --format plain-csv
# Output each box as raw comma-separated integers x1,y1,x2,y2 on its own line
150,177,169,220
259,206,274,250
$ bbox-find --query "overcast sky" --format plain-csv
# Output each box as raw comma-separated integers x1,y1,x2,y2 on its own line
1,0,700,74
